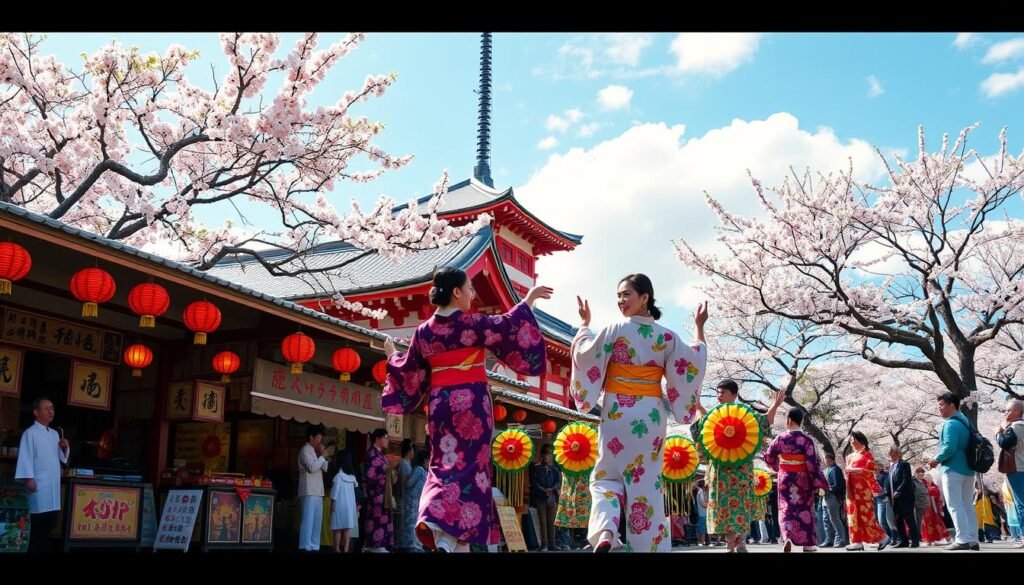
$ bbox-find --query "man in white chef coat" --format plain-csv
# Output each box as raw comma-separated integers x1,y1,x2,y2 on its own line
15,397,70,552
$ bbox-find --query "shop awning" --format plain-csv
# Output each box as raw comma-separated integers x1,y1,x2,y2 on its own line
250,359,384,434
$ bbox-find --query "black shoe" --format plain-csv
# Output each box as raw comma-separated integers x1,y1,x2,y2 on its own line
910,543,920,548
819,543,834,548
970,543,980,551
893,543,909,549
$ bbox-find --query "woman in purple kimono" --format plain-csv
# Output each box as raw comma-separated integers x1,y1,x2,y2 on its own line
382,267,552,553
763,409,829,552
363,428,393,552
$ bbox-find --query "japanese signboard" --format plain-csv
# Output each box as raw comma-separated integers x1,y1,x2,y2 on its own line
252,358,383,418
67,360,113,411
1,307,122,364
0,345,23,397
68,484,141,541
153,489,203,551
174,422,231,472
193,381,225,423
166,381,195,420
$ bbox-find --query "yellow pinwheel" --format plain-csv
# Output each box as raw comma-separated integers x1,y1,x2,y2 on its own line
553,422,599,475
754,468,773,497
697,402,763,467
492,428,535,472
662,435,699,483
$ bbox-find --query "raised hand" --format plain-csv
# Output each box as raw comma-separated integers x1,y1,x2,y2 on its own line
576,296,591,327
525,285,554,307
384,336,396,358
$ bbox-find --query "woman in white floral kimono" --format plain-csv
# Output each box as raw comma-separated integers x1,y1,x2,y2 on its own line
570,274,708,553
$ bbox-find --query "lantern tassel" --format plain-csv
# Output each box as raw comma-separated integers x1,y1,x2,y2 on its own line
339,373,351,382
82,302,98,318
132,368,142,377
139,315,156,328
221,375,231,383
291,363,303,374
193,332,207,345
0,279,11,295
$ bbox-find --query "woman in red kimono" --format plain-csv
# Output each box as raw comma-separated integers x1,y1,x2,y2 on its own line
843,431,891,551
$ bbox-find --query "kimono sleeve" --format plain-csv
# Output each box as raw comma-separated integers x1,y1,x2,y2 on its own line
382,328,430,415
568,325,613,413
764,436,782,472
663,338,706,425
476,301,546,376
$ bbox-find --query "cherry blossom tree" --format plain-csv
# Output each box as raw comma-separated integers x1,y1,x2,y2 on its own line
0,33,490,319
676,125,1024,422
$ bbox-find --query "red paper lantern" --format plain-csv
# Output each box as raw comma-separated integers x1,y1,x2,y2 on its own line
332,348,361,381
493,404,508,422
372,360,387,385
282,332,315,374
123,343,153,377
0,242,31,295
127,282,170,328
541,419,557,435
183,300,222,345
70,267,116,318
512,409,528,423
212,351,241,382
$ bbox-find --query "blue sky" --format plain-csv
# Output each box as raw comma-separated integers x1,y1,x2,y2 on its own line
38,32,1024,330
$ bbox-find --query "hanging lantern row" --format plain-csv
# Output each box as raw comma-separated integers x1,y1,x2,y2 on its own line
124,343,153,377
512,409,528,423
183,300,222,345
282,332,315,374
372,360,387,385
493,404,508,422
0,242,32,295
128,282,170,328
332,348,360,381
70,267,116,318
213,351,241,382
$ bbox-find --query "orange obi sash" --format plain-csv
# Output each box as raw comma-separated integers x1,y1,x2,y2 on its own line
779,454,808,473
427,347,486,387
605,363,664,397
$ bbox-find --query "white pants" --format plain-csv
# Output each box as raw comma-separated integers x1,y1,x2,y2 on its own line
940,468,978,545
298,495,323,551
588,395,671,553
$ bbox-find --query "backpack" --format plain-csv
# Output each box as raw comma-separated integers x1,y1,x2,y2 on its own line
951,415,995,474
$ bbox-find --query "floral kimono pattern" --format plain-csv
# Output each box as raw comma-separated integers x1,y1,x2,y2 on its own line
691,411,770,536
764,430,829,546
555,473,592,529
383,302,545,546
570,315,706,552
364,446,393,549
845,450,886,544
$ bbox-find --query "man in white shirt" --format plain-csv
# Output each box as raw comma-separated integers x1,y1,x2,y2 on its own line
15,397,70,552
297,423,328,551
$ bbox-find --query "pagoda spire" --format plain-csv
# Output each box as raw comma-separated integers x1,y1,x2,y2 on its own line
473,32,494,188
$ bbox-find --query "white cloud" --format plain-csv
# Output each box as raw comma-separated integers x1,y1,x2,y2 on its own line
537,136,559,150
517,113,888,329
867,75,885,98
669,33,763,77
597,85,634,111
953,33,980,50
980,67,1024,98
546,114,570,133
982,38,1024,64
565,108,585,123
601,33,653,66
577,122,601,138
